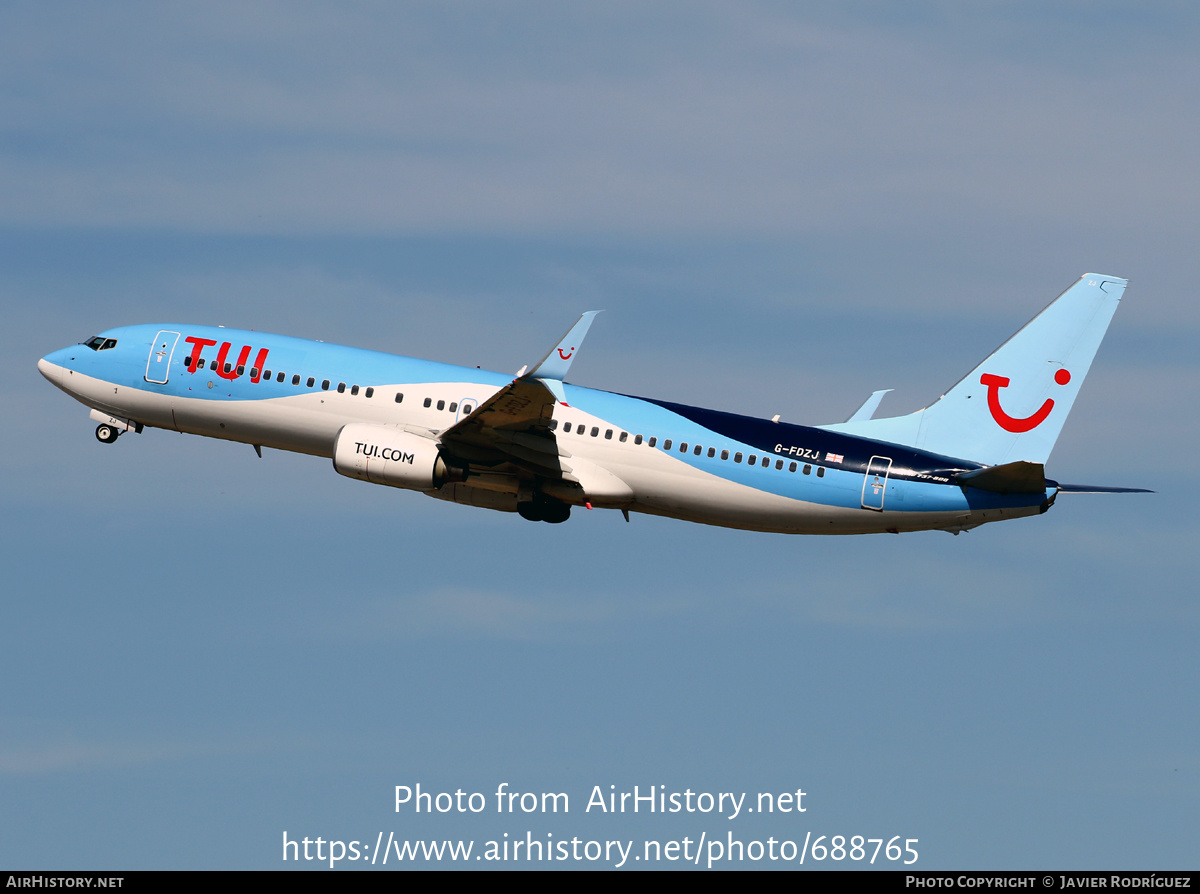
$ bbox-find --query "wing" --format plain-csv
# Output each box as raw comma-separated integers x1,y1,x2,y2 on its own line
439,376,567,476
437,311,602,478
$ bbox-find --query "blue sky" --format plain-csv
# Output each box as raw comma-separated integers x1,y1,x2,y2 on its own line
2,2,1196,869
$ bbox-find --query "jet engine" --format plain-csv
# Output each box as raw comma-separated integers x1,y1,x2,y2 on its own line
332,423,468,491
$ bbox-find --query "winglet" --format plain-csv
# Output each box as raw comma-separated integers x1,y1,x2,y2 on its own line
529,311,601,382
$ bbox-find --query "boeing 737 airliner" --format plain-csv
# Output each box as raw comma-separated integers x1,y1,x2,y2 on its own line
37,273,1146,534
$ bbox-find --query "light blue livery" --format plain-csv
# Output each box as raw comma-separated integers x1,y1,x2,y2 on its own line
38,273,1148,534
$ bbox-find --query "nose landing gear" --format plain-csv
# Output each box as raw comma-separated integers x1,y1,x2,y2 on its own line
89,412,141,443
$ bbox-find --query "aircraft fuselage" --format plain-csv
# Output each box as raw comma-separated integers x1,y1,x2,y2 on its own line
38,322,1052,535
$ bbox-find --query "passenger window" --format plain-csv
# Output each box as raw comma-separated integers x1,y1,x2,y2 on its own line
436,400,445,410
734,452,743,463
322,379,330,390
277,372,285,383
307,377,315,387
604,429,612,440
663,439,672,450
563,422,572,433
789,462,797,472
591,427,599,437
263,369,271,379
817,467,825,477
647,437,657,447
462,404,472,414
749,454,757,465
351,385,359,395
803,464,811,475
449,402,457,412
365,387,374,398
292,375,300,385
423,397,432,408
680,442,688,453
705,447,714,457
775,459,784,470
550,420,559,431
578,426,585,436
337,383,346,393
762,457,770,467
634,434,643,445
224,363,232,374
250,368,259,378
237,365,245,376
694,445,702,456
619,432,628,442
394,392,403,402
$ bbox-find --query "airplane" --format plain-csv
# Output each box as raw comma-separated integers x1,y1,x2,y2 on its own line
37,272,1148,535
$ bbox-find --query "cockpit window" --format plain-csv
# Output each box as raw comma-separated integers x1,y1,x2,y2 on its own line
82,336,117,351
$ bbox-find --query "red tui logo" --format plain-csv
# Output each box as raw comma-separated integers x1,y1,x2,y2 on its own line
980,369,1071,432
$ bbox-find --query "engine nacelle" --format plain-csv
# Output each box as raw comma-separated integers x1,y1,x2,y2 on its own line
333,423,467,491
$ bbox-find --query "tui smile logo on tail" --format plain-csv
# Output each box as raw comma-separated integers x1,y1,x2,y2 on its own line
980,368,1071,432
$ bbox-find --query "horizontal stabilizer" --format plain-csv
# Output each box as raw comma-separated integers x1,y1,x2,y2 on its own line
846,389,892,423
1055,483,1154,494
957,461,1046,495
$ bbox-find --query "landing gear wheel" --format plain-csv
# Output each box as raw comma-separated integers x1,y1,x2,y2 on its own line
541,501,571,524
95,424,119,444
517,495,572,524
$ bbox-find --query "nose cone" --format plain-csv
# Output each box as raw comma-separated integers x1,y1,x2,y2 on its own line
38,348,71,388
38,356,61,385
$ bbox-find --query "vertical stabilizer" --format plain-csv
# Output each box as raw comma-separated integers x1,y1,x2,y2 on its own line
820,274,1127,465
